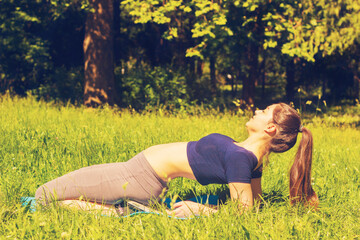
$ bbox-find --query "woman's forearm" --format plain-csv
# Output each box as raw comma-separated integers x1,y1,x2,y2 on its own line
198,203,218,215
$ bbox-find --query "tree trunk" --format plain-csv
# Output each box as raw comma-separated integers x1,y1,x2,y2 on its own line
196,60,203,77
261,52,266,101
113,0,121,65
322,77,327,101
230,74,235,97
210,56,216,95
173,11,187,70
84,0,116,107
243,42,258,106
286,58,295,102
242,8,263,106
354,72,359,102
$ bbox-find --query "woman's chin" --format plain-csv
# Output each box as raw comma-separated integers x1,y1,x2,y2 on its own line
245,122,253,132
245,119,252,127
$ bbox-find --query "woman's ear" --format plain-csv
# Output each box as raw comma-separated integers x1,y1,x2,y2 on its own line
264,123,277,136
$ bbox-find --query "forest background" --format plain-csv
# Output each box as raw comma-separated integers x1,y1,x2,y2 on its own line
1,0,360,110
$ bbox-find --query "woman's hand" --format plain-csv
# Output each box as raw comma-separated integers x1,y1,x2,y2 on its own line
168,201,217,218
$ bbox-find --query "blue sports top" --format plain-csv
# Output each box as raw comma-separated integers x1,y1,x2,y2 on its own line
187,133,262,185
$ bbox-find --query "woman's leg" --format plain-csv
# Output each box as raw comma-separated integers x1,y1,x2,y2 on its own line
35,162,126,205
35,152,167,205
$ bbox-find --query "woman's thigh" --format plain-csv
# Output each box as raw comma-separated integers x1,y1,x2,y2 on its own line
35,153,167,205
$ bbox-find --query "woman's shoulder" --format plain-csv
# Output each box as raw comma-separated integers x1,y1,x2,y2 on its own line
225,144,258,165
201,133,234,141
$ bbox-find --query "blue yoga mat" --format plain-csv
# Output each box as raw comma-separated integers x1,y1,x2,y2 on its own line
20,195,219,219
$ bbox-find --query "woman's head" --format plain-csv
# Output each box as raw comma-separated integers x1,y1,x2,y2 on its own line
262,103,319,208
269,103,301,153
245,104,277,135
245,103,300,146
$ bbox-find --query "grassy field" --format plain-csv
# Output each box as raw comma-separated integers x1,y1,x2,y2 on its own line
0,95,359,239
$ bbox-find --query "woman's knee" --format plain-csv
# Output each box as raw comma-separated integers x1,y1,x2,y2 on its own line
35,184,52,206
35,185,44,200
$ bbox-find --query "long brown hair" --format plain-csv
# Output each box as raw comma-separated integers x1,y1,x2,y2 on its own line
269,103,319,207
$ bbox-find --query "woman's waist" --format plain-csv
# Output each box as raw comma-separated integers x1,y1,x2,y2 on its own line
143,142,196,181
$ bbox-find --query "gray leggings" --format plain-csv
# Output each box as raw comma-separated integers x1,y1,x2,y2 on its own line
35,152,168,205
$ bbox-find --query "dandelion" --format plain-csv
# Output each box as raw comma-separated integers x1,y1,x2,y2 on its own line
61,232,70,239
232,100,240,107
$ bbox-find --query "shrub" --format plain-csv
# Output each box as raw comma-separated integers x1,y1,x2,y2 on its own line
119,66,189,110
31,66,83,104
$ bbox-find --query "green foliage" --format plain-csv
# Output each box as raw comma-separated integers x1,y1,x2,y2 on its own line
30,67,84,104
0,96,359,238
121,0,231,58
0,0,51,95
119,66,189,110
0,0,89,96
47,0,91,19
264,0,360,61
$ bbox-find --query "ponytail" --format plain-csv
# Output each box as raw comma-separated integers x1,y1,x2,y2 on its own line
270,103,319,208
289,127,319,208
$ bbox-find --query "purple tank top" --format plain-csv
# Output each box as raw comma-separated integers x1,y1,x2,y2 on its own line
187,133,262,185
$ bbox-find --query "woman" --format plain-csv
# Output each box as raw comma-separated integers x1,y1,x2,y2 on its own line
35,103,318,217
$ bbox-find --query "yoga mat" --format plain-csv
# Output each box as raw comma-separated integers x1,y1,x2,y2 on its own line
20,195,219,219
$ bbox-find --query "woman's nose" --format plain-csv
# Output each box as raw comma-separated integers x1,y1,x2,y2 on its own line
255,110,261,115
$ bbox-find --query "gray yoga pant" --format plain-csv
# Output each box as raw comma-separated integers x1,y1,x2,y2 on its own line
35,152,168,205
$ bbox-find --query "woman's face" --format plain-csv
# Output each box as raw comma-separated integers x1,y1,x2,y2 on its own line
245,104,277,133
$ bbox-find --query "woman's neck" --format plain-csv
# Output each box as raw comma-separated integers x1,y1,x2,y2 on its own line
236,134,270,165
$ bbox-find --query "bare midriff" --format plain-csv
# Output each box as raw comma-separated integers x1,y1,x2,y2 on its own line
143,142,197,182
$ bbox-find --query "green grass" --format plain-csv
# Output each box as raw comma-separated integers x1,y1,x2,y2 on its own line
0,95,359,239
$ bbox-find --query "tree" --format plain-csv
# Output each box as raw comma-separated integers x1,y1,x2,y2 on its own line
264,0,360,102
121,0,232,100
228,2,265,105
83,0,117,107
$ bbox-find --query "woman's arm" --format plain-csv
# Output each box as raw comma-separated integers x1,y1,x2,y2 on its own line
169,201,217,217
229,182,254,210
169,179,260,218
251,177,262,202
170,182,257,217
